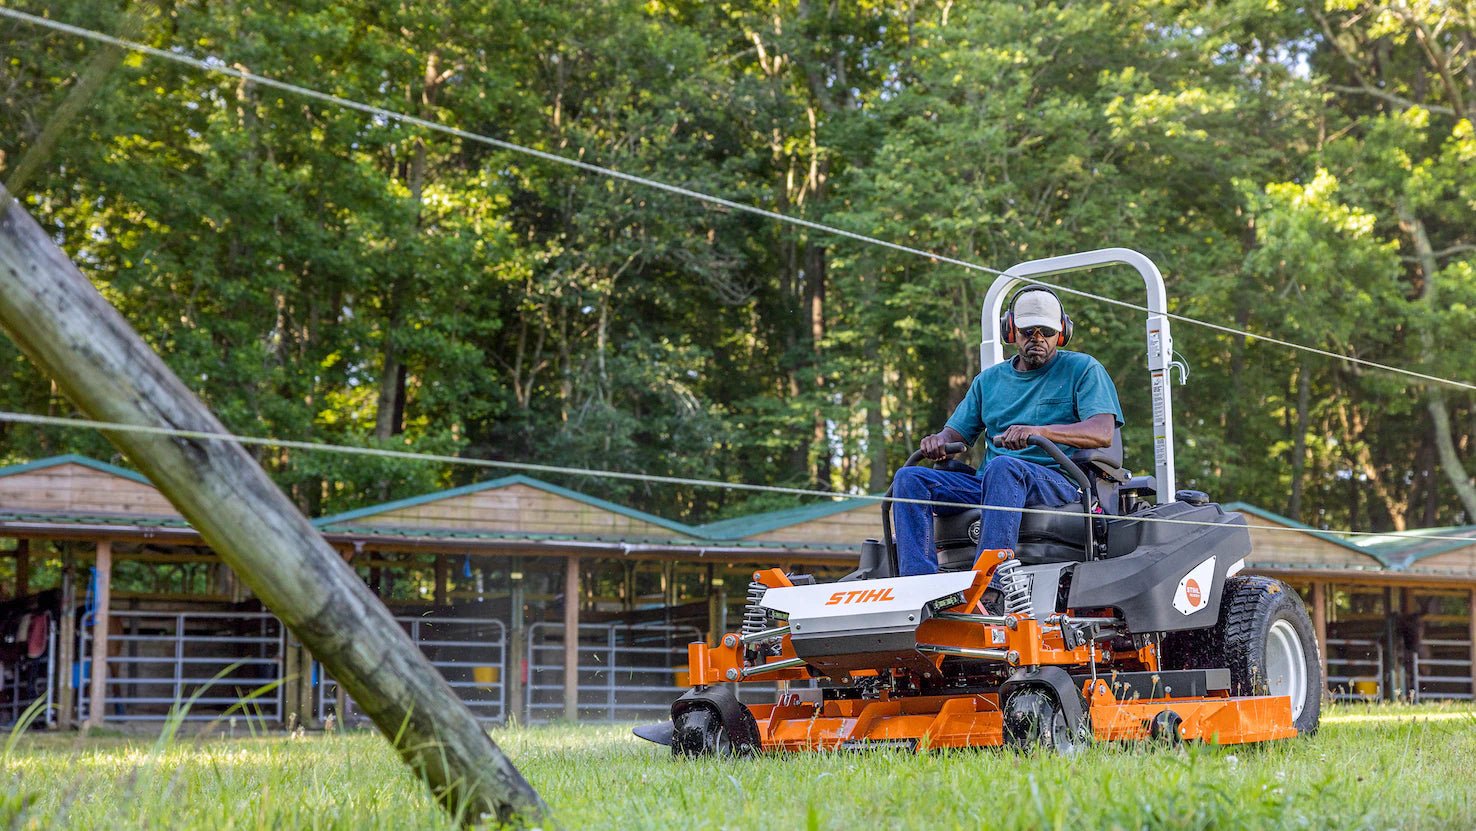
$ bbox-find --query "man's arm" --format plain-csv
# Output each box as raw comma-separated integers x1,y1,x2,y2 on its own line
995,413,1114,450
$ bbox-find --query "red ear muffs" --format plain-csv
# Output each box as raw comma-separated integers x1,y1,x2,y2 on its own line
1001,286,1073,347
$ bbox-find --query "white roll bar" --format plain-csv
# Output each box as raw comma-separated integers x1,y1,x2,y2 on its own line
978,248,1176,501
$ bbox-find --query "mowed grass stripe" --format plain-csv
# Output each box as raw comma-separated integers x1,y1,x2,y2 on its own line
2,703,1473,830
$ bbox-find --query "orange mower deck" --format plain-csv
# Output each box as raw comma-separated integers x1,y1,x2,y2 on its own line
748,689,1295,752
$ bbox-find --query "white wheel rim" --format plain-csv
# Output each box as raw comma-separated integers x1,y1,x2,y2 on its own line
1266,619,1307,719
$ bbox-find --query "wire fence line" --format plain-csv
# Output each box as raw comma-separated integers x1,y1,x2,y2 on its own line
2,6,1475,393
3,408,1473,547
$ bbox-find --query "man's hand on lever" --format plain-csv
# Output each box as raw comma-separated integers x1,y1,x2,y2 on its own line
994,414,1116,451
996,424,1046,450
919,427,967,460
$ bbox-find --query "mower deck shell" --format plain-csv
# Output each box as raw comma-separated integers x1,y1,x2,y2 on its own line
746,688,1295,752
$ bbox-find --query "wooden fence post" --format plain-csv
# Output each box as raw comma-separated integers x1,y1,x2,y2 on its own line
506,562,526,724
563,555,580,722
1311,581,1328,683
0,189,543,824
85,539,112,728
55,546,75,730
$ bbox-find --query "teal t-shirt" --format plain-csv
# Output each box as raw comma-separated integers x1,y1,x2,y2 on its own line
945,351,1124,471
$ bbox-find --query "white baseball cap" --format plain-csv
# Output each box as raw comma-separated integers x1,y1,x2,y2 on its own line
1014,289,1063,332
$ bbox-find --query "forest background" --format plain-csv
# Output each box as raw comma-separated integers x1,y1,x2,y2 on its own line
2,0,1474,534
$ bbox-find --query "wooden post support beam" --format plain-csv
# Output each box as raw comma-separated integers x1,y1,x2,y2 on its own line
0,188,543,823
1311,582,1328,683
507,563,526,725
282,632,300,729
85,539,112,728
55,547,75,730
15,538,29,597
563,555,580,722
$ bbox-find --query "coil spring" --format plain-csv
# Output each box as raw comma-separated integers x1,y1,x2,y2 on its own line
741,580,769,637
995,559,1034,618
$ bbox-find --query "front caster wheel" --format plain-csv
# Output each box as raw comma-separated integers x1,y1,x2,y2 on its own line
1002,687,1083,753
671,706,743,757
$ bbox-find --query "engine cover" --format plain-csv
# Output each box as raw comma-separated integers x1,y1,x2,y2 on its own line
760,573,976,676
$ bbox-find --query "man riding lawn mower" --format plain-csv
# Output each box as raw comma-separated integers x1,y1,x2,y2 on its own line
636,249,1322,754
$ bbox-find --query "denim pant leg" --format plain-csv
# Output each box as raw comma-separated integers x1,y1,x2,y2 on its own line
890,466,986,577
977,457,1082,552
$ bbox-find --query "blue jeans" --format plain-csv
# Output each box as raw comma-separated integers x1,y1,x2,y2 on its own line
891,457,1080,576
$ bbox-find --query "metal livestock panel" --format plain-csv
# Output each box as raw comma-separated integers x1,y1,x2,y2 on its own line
77,610,283,722
524,622,700,723
1324,637,1384,701
318,615,506,725
1412,638,1474,701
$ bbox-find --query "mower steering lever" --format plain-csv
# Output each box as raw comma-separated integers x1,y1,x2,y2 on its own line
903,440,969,468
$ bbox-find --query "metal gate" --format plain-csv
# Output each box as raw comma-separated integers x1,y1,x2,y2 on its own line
1325,637,1384,700
525,622,699,723
1412,638,1474,701
78,610,283,722
318,615,506,725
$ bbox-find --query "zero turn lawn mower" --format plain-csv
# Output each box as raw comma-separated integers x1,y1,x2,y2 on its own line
635,249,1322,754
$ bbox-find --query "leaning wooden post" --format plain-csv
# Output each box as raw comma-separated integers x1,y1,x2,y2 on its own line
0,190,544,823
85,539,112,728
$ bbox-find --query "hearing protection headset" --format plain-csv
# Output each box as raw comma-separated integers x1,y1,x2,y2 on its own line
999,284,1073,347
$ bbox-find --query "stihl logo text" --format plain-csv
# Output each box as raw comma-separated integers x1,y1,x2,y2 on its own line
1184,579,1203,608
825,588,897,605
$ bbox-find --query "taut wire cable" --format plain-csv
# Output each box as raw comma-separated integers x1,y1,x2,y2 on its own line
1,409,1471,548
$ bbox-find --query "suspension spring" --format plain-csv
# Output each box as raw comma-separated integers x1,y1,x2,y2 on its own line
741,580,769,637
995,559,1034,619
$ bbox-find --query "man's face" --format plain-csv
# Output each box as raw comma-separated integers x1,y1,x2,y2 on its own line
1016,325,1059,369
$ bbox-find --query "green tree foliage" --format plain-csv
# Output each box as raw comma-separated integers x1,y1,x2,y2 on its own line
1,0,1473,531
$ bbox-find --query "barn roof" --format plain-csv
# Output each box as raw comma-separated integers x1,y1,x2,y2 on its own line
2,455,1475,576
313,473,698,538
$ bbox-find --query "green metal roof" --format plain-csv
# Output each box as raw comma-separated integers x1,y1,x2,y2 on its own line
318,522,860,552
694,496,877,540
0,510,191,528
313,473,700,537
0,454,152,485
1365,525,1476,567
1223,502,1393,568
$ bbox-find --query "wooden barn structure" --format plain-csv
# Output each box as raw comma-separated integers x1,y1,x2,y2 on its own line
0,454,1473,728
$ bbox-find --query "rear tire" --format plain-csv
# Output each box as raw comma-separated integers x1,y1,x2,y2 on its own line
1214,576,1322,735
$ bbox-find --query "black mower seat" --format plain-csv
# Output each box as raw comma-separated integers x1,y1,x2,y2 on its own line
935,506,1089,569
931,430,1129,567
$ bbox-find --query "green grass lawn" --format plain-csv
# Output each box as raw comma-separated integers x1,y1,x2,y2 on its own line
3,703,1475,829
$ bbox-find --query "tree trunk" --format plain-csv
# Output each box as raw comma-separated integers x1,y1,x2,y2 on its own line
806,241,829,487
1288,359,1311,521
0,189,544,825
1402,205,1476,519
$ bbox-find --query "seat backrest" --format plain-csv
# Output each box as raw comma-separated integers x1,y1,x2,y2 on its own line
1071,428,1128,514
